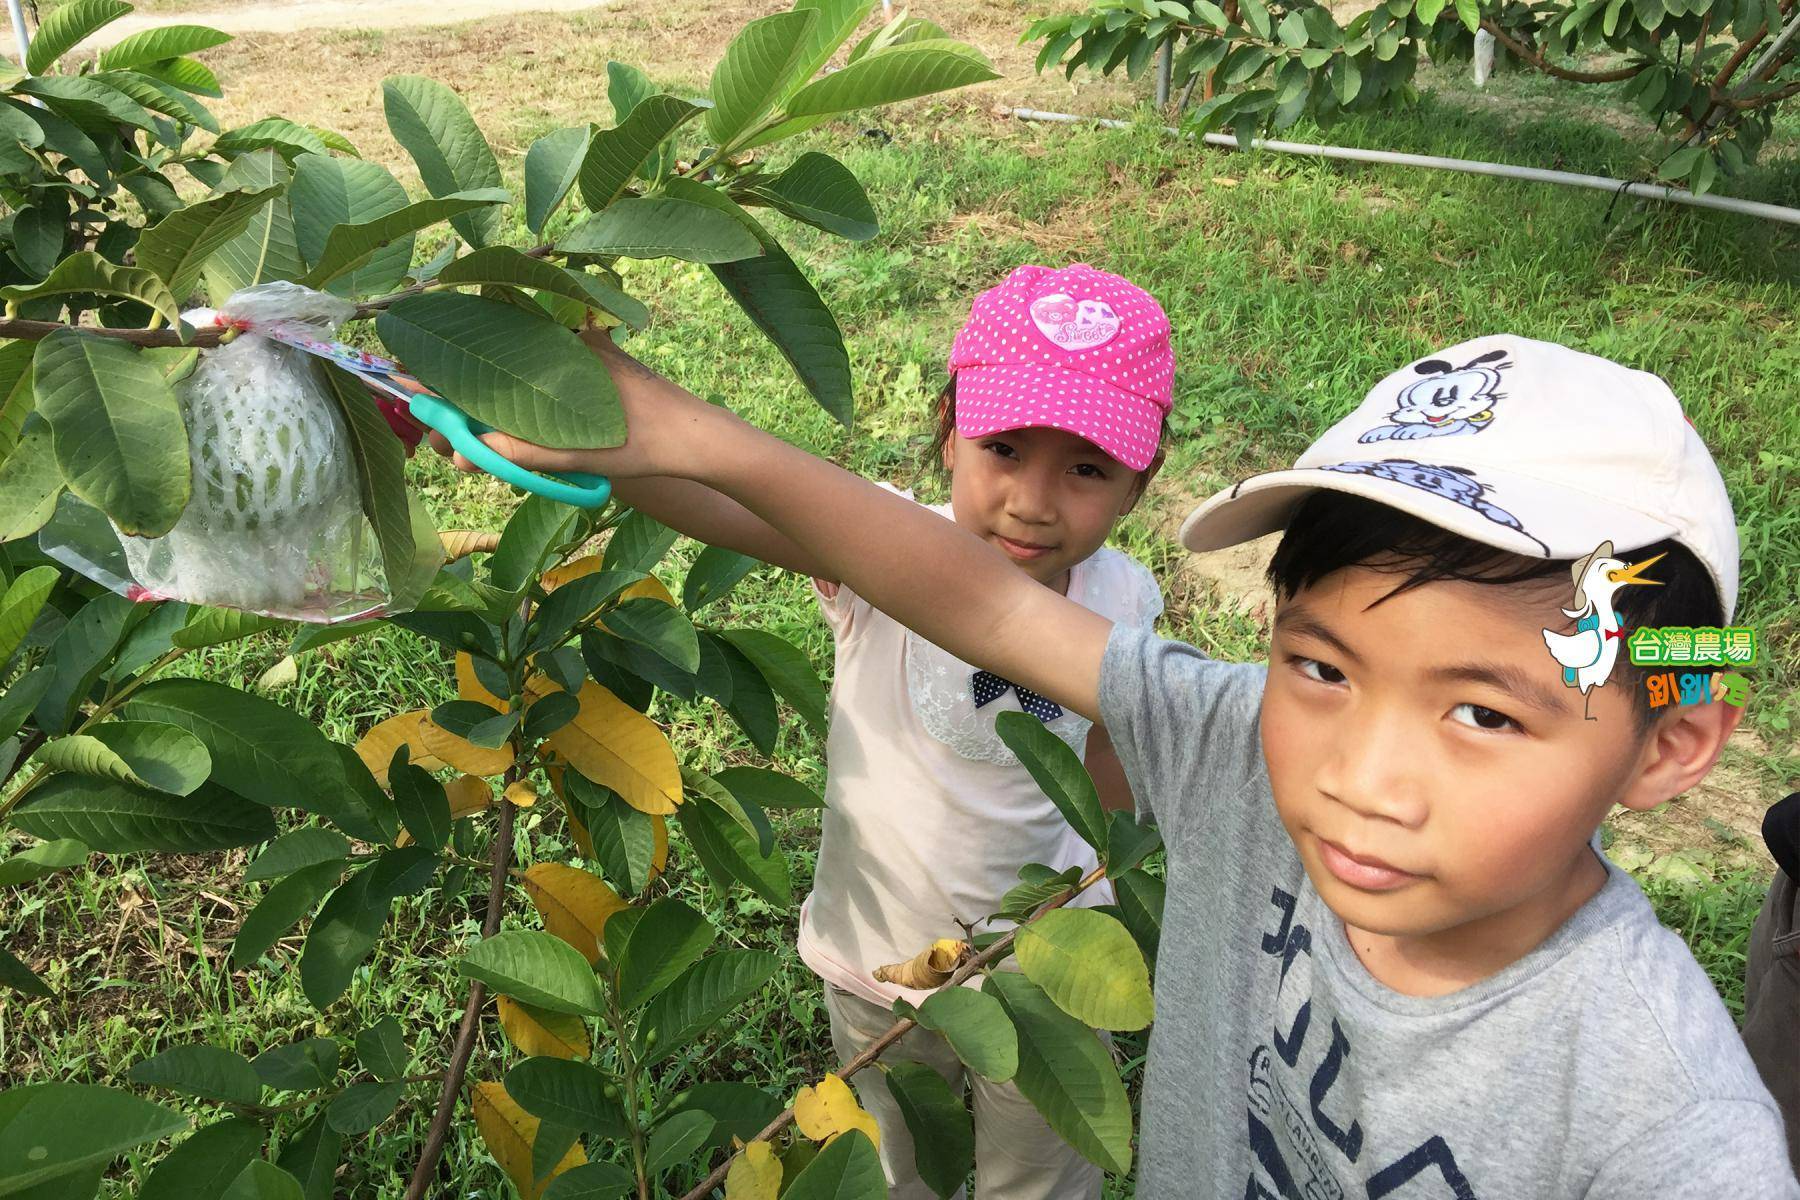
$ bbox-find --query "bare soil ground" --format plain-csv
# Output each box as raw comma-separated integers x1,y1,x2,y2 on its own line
70,0,1134,175
87,0,615,46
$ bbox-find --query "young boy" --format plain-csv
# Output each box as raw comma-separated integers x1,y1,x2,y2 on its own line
445,332,1797,1196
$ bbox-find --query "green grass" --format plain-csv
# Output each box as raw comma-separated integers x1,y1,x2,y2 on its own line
5,13,1799,1199
1639,869,1771,1021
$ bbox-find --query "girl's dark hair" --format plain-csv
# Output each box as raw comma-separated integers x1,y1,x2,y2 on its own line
1267,492,1725,731
926,375,1167,482
927,377,959,473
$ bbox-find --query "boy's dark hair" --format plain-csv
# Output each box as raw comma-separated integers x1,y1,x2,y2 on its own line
926,376,1167,487
1267,492,1724,731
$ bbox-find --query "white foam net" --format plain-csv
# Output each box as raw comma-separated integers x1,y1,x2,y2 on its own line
113,288,388,621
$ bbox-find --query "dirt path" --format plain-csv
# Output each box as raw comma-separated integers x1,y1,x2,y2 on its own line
88,0,613,49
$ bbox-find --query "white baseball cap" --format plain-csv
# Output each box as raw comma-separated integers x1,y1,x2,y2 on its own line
1179,335,1740,620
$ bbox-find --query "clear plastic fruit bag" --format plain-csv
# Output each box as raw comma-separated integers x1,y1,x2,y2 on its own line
41,283,391,623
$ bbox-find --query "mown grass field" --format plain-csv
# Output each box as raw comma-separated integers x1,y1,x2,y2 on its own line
4,0,1799,1194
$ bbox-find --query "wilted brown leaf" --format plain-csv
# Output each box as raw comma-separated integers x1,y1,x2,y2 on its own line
872,939,971,989
440,530,501,562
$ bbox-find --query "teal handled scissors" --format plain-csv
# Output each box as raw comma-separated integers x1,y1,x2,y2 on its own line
405,391,613,510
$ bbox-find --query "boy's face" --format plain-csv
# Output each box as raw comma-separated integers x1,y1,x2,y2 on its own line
1260,565,1710,973
944,425,1147,590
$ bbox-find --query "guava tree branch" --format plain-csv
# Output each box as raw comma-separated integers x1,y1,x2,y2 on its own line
404,789,518,1200
673,861,1113,1200
1728,77,1800,105
0,243,557,348
1480,19,1649,82
1677,3,1797,137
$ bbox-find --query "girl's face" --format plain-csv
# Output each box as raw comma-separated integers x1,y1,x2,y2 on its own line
944,425,1148,591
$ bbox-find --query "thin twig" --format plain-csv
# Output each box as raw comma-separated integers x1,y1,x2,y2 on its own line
1175,66,1204,117
673,862,1112,1200
1680,0,1799,137
1726,76,1800,107
0,729,45,792
1480,19,1647,82
403,794,518,1200
234,1072,448,1117
0,242,558,347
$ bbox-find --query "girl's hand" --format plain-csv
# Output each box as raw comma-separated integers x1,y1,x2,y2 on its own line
427,330,722,482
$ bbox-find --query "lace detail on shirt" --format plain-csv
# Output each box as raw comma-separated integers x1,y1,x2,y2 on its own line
903,534,1164,765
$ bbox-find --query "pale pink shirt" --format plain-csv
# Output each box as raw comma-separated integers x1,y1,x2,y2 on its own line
796,493,1164,1008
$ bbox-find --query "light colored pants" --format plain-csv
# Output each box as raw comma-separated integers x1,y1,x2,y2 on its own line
824,985,1103,1200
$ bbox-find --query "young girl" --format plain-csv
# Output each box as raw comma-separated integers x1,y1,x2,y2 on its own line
443,264,1175,1199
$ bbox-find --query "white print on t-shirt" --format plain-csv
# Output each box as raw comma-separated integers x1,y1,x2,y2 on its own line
1248,885,1479,1200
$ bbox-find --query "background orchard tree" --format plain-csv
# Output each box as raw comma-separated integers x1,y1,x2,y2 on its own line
0,4,1167,1198
1028,0,1800,195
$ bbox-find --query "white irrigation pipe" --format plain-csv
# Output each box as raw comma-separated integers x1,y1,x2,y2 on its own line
1009,106,1800,226
1742,7,1800,91
6,0,30,74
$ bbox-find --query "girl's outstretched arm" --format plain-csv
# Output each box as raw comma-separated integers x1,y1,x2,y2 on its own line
432,335,831,579
452,347,1112,721
576,334,830,578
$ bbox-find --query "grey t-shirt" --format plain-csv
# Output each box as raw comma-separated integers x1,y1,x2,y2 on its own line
1100,623,1799,1199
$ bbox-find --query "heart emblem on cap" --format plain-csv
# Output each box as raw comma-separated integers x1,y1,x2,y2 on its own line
1030,293,1120,350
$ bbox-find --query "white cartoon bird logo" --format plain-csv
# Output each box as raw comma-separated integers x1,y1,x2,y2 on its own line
1541,540,1664,721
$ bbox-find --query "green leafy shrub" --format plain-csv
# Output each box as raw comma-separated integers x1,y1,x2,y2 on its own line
0,5,1168,1197
1028,0,1800,194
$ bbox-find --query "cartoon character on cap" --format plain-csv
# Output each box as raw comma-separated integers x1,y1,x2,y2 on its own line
1541,539,1666,720
1358,348,1511,443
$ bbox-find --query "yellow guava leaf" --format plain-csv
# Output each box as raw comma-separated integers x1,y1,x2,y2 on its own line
420,713,515,777
650,814,668,881
542,554,603,593
871,939,971,989
446,774,493,819
544,681,680,815
456,651,506,708
354,710,444,786
566,805,595,859
505,780,540,809
550,759,664,876
792,1074,881,1150
620,574,676,606
496,996,590,1060
440,530,501,562
256,655,298,692
472,1080,585,1198
725,1141,783,1200
522,862,627,965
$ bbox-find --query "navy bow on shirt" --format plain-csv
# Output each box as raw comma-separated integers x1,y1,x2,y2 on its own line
971,670,1064,722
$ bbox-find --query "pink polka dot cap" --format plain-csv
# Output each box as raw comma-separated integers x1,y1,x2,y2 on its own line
947,263,1175,472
